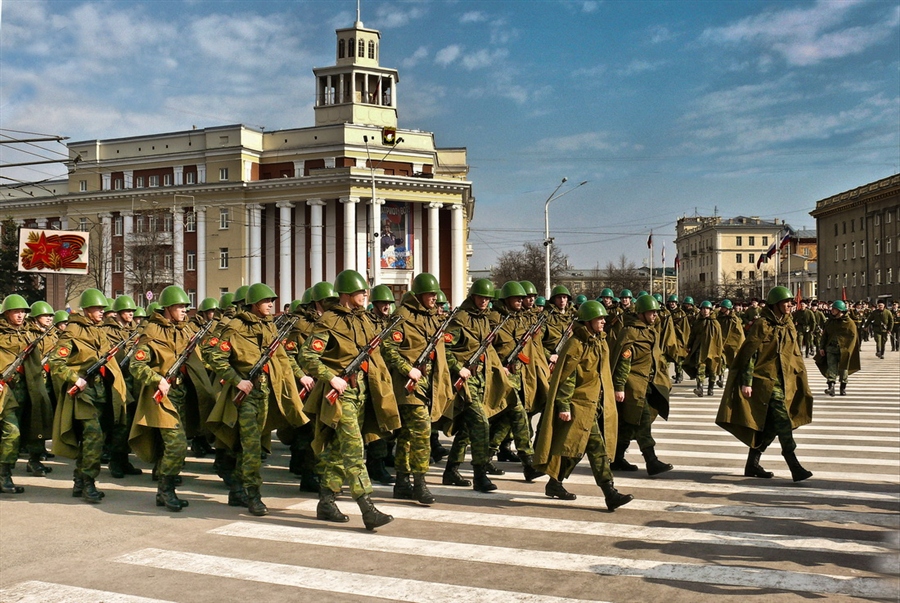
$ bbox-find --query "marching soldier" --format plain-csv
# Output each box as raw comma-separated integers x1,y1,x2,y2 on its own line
49,288,130,503
664,295,690,383
793,299,817,357
684,301,723,397
365,283,397,486
0,295,35,494
716,299,745,388
867,300,894,359
21,301,57,477
891,301,900,352
542,285,577,366
816,300,860,396
717,286,814,482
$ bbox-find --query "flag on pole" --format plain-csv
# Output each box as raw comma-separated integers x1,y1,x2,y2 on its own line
794,287,802,306
766,240,777,259
647,231,653,249
841,287,848,302
756,253,766,269
778,230,791,251
674,254,680,270
661,243,666,265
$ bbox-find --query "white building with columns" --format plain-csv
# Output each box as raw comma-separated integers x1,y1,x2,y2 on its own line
0,16,474,308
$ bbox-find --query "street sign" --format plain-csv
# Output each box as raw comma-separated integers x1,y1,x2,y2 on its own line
146,291,154,301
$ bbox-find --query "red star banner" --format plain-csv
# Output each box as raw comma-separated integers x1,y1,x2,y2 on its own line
18,229,89,275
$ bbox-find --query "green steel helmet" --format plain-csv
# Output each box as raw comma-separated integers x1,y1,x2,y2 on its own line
550,285,572,299
435,291,448,305
832,300,848,312
637,291,648,298
334,269,368,294
1,294,30,313
699,300,713,309
370,284,395,303
133,307,147,318
112,295,138,312
411,272,441,295
289,299,305,313
198,297,219,312
519,281,538,296
682,296,695,306
53,310,70,324
147,301,162,314
311,281,338,302
720,299,733,309
246,282,277,305
233,285,250,306
535,296,546,307
493,289,502,300
599,288,614,298
104,297,116,312
667,294,679,303
634,294,661,313
79,288,107,309
499,281,527,300
613,296,620,304
219,292,235,308
159,285,191,308
652,293,663,303
577,300,608,321
468,279,495,298
619,289,633,299
300,288,313,305
766,286,793,306
575,294,588,306
28,301,55,317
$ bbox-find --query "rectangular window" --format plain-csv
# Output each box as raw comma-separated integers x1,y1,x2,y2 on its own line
875,213,881,226
163,213,173,232
749,236,755,246
219,168,229,181
861,272,866,286
843,273,847,287
185,211,196,232
888,211,893,223
187,251,196,271
149,175,160,188
735,236,742,246
219,208,230,229
843,244,847,260
114,216,123,236
852,272,857,287
188,289,197,309
887,237,892,255
186,172,196,185
114,252,123,273
164,253,172,270
852,220,855,232
748,253,755,264
835,245,839,262
219,248,229,269
875,239,881,255
749,271,755,280
736,253,742,264
851,242,856,259
842,221,846,234
834,223,838,236
762,236,768,247
163,173,172,186
136,176,145,188
827,275,832,289
764,271,769,279
148,215,158,232
861,240,866,258
114,178,124,190
79,180,87,192
889,268,894,285
220,287,228,297
50,220,61,230
876,269,882,285
79,217,89,232
736,271,743,281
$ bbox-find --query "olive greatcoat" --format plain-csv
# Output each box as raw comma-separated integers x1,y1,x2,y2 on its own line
814,313,860,378
611,312,672,423
716,306,814,447
492,302,550,413
717,311,745,367
684,314,724,379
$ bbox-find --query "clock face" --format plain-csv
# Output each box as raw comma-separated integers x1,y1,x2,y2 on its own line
384,130,394,143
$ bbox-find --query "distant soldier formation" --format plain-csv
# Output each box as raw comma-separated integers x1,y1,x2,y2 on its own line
0,277,894,528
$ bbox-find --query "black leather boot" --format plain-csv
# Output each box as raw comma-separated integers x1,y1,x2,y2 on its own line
693,380,704,397
518,450,544,483
610,441,639,472
783,451,813,482
485,452,505,476
430,431,448,463
825,381,835,396
366,456,395,485
0,463,24,494
839,382,847,396
156,476,185,512
357,494,393,530
442,462,471,487
246,486,268,516
191,436,213,458
72,474,84,498
317,487,349,522
642,447,673,476
413,473,435,505
743,448,773,478
707,381,714,397
227,476,249,507
472,464,497,492
716,375,724,388
496,438,517,462
299,470,321,493
26,453,52,477
81,476,103,504
393,472,414,500
600,481,634,511
545,477,576,500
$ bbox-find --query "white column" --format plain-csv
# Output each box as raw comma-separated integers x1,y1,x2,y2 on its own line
325,200,337,282
340,196,360,272
295,206,307,290
172,207,184,288
450,204,465,305
308,199,325,284
196,206,207,302
265,205,276,286
370,197,385,285
356,210,367,278
246,204,263,284
99,212,113,296
427,202,442,276
122,210,134,296
277,202,294,302
412,203,423,274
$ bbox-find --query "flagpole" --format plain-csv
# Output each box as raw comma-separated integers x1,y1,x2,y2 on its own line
773,230,779,287
648,230,653,297
662,244,666,299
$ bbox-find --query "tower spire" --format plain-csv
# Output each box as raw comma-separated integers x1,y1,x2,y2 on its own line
356,0,362,27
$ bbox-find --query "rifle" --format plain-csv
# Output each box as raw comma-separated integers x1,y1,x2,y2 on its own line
405,306,461,393
66,329,141,396
152,319,216,403
233,314,301,406
0,328,54,391
453,314,511,391
36,326,59,372
324,315,404,405
502,311,549,371
118,325,146,368
548,316,577,373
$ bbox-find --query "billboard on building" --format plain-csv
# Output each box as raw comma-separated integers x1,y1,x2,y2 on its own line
380,202,413,269
18,228,90,275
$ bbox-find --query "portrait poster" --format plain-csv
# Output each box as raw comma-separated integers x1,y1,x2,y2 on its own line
380,202,413,269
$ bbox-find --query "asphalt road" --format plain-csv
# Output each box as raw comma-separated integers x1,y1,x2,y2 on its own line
1,339,898,603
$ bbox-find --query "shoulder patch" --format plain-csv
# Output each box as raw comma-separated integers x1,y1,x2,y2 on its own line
310,337,325,352
621,349,632,359
134,349,148,362
391,331,404,343
208,337,219,347
444,332,453,343
57,346,69,357
219,341,232,352
285,341,296,351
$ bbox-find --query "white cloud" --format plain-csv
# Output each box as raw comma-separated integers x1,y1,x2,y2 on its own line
581,1,600,13
401,46,430,68
435,44,463,66
537,131,627,153
616,59,666,76
374,2,429,29
647,25,675,45
461,48,509,70
460,11,487,23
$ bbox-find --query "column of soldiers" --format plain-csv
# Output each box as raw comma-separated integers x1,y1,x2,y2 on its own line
0,281,889,522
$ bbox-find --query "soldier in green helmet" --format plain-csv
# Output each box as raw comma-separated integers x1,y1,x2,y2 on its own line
716,299,745,388
610,294,673,476
54,310,71,329
867,299,894,359
0,295,35,493
132,306,147,326
793,299,817,358
519,281,540,322
717,286,815,482
542,285,576,366
20,301,57,476
815,301,860,396
684,301,724,397
300,269,397,530
534,301,633,510
382,272,454,505
49,288,130,503
363,283,397,485
184,297,220,458
207,282,308,516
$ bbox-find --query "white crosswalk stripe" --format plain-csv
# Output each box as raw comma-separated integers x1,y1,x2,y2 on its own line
0,581,176,603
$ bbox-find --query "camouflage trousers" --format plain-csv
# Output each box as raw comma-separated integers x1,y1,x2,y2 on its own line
757,393,796,455
0,406,21,465
825,346,848,384
447,371,491,466
319,378,373,500
489,387,534,456
75,381,109,480
617,401,657,452
695,359,715,385
235,381,269,490
874,333,888,356
157,387,188,477
557,414,613,486
800,330,815,355
394,403,430,474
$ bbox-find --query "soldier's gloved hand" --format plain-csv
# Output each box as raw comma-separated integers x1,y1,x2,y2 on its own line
457,367,471,381
614,391,625,403
157,378,170,397
408,367,422,383
74,377,88,392
330,376,347,395
558,411,571,422
236,379,254,394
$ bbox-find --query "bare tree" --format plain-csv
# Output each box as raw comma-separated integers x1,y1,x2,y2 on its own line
125,208,174,303
63,217,109,304
603,254,645,294
491,242,568,293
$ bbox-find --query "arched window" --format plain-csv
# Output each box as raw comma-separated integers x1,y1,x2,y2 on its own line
348,38,355,57
368,40,376,59
358,38,365,57
338,39,345,58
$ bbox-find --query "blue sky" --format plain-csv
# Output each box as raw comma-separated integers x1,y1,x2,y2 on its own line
1,0,898,271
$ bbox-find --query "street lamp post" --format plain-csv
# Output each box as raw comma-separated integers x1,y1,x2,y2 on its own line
543,178,588,297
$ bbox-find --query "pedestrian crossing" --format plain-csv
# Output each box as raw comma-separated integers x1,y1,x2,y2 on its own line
1,341,898,602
